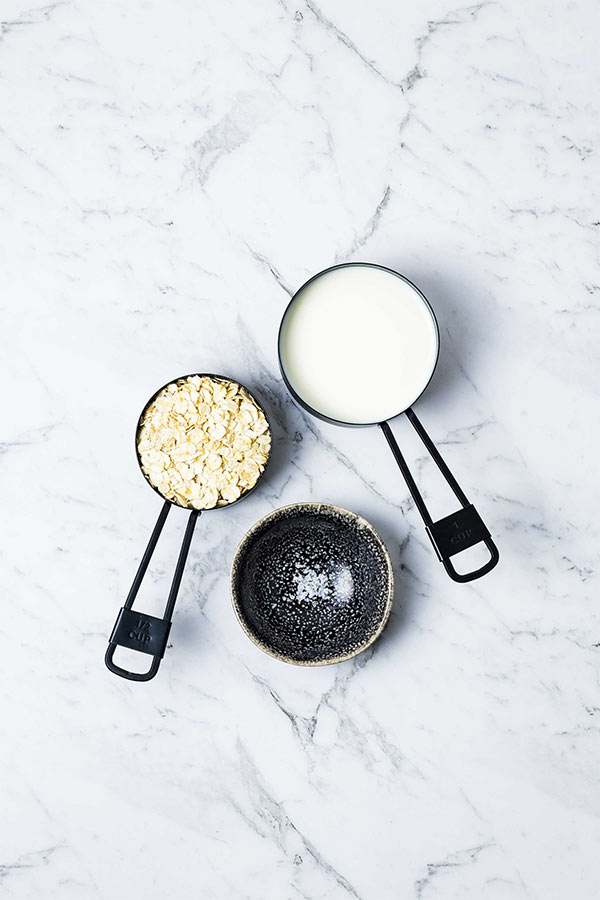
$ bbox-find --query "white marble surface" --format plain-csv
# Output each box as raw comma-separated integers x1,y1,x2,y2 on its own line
1,0,599,896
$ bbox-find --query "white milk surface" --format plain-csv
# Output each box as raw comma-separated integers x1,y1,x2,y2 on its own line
279,265,439,424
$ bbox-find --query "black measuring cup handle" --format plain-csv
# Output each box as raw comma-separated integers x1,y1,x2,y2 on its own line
105,501,200,681
380,409,499,583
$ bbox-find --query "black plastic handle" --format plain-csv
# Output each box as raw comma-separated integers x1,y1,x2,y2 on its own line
380,409,499,583
105,502,200,681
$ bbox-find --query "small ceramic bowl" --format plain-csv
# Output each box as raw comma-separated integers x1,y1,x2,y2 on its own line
230,502,394,666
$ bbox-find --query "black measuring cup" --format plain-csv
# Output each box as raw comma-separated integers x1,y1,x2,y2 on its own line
278,263,499,583
105,373,271,681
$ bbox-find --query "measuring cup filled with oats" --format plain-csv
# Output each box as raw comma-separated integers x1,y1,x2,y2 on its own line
105,374,271,682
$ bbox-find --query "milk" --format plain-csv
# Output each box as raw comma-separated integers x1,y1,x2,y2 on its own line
279,265,439,424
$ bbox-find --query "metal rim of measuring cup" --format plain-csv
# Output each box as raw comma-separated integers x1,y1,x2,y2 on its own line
135,372,272,509
105,373,272,683
277,261,441,428
276,263,499,585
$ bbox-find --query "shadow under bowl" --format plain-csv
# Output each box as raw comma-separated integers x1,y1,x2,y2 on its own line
231,503,394,666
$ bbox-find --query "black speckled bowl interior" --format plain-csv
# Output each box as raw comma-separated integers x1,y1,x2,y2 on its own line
231,503,394,666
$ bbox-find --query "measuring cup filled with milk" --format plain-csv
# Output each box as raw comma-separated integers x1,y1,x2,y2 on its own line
278,262,499,582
